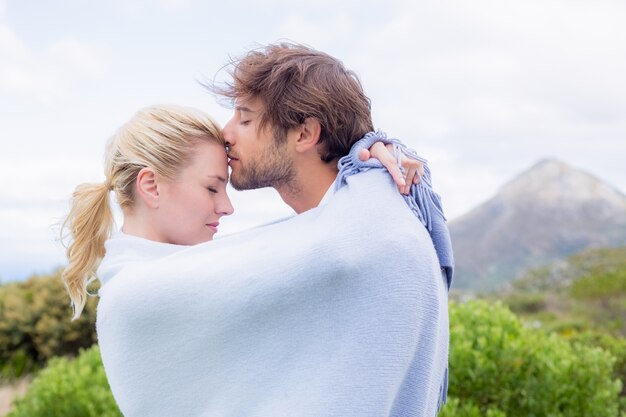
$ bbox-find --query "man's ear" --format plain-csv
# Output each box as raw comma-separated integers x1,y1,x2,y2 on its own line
136,167,160,209
294,117,321,153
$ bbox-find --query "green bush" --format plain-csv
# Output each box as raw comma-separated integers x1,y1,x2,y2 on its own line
444,300,622,417
566,330,626,411
570,268,626,300
440,397,505,417
568,267,626,334
8,345,121,417
0,271,97,380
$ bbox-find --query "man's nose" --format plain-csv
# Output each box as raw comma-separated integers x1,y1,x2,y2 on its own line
223,117,236,147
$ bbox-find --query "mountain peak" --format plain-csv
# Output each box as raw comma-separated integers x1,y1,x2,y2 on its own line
532,157,570,170
499,158,626,205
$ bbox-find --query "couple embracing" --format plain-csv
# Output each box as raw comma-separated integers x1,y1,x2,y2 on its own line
63,42,452,417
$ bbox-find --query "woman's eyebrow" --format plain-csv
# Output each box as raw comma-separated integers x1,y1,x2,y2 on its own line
207,174,227,183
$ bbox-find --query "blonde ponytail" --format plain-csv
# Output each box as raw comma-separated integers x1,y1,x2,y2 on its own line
61,182,113,320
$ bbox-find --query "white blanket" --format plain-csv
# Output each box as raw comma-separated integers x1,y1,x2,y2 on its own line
96,169,449,417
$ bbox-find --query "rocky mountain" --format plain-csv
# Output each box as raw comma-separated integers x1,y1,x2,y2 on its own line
449,158,626,291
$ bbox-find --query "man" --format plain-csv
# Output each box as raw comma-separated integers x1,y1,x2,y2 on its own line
216,42,451,415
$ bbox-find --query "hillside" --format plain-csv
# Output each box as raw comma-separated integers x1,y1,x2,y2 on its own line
449,159,626,291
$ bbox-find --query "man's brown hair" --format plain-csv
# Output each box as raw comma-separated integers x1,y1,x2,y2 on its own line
212,42,374,162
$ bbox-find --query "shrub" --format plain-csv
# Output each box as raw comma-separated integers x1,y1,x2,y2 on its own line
566,330,626,412
8,345,121,417
0,271,97,380
444,300,622,417
440,397,505,417
570,268,626,300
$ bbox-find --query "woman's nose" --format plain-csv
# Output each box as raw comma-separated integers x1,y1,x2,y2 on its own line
217,194,234,216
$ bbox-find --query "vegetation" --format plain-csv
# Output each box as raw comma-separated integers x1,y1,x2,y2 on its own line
8,345,121,417
493,246,626,415
506,246,626,335
441,301,622,417
0,270,97,381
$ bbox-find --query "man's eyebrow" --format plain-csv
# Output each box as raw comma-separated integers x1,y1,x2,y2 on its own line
235,105,254,113
207,175,227,183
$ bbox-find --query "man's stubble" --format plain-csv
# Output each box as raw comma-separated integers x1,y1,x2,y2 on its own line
229,132,296,191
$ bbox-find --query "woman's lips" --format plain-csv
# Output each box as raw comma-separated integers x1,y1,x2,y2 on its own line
207,222,219,233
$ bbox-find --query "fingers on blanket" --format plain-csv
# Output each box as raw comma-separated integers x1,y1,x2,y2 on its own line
402,159,424,195
371,142,406,188
358,148,371,161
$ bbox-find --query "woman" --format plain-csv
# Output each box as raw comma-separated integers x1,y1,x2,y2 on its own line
62,105,233,320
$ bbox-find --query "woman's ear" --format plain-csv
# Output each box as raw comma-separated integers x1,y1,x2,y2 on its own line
294,117,322,153
136,167,160,209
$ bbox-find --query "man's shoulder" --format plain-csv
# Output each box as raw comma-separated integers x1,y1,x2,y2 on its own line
317,170,442,285
324,169,435,250
332,169,415,219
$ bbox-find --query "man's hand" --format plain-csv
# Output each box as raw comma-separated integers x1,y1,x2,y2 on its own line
358,142,424,195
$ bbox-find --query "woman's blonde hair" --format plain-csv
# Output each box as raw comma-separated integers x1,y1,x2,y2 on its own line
61,105,224,320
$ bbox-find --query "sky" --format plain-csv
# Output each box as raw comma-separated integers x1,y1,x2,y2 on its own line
1,0,625,281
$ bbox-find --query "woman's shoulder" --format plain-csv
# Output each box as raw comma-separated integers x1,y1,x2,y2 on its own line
98,231,185,287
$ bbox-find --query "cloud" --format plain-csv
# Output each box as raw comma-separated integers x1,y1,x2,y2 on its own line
272,13,356,48
48,39,109,79
0,20,110,104
0,156,104,205
159,0,191,12
117,0,192,17
0,204,67,282
336,0,626,202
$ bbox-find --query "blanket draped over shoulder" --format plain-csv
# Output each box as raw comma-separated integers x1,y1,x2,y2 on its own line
338,130,454,288
96,132,451,417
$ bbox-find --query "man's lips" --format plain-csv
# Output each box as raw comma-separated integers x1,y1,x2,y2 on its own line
207,222,219,232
